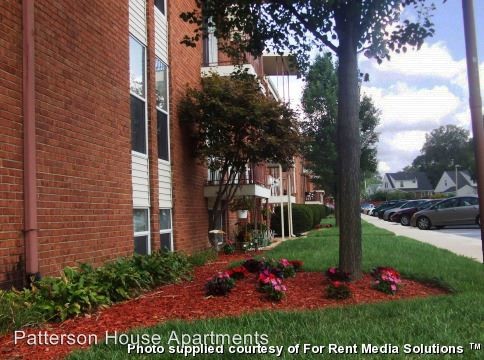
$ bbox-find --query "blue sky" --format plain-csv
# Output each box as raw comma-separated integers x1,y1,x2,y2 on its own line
282,0,484,176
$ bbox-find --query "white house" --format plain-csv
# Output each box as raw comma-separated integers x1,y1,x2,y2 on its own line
380,172,434,197
434,170,477,196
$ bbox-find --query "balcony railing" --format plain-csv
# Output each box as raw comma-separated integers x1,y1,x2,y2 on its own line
305,191,324,203
207,165,269,187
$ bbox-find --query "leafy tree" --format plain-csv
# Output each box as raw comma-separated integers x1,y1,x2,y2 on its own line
302,54,380,198
406,125,475,187
179,73,300,240
301,54,379,224
181,0,441,278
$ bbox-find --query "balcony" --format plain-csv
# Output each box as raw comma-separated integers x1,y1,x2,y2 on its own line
305,191,325,204
204,165,271,200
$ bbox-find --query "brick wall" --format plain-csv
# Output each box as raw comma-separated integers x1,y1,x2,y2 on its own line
0,0,24,288
168,1,210,253
33,1,133,277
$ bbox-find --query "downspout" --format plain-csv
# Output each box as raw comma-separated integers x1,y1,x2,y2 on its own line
23,0,39,282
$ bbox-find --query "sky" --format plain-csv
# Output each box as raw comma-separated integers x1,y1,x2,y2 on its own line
277,0,484,176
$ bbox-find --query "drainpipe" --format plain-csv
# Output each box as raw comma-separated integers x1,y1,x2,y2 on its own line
23,0,39,282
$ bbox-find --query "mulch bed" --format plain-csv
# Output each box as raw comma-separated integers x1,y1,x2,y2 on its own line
0,252,447,360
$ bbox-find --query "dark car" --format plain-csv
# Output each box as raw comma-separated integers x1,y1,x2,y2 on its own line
382,200,427,221
410,196,480,230
390,199,441,226
376,200,407,219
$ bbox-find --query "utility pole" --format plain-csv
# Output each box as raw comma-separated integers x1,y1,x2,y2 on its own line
462,0,484,263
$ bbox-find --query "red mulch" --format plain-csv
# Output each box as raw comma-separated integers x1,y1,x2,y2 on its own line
0,253,447,360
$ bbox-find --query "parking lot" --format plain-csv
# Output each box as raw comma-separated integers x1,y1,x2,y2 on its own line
362,214,482,262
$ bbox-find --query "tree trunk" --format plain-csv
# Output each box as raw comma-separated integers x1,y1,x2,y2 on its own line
336,14,362,279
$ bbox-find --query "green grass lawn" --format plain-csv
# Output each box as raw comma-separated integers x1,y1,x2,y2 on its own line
69,221,484,359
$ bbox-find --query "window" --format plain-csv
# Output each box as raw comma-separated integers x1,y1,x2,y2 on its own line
129,37,146,98
159,209,172,251
133,209,150,255
157,112,169,161
131,96,146,153
155,57,170,161
460,197,478,206
154,0,165,15
129,35,147,154
400,181,404,187
434,198,459,210
155,59,168,111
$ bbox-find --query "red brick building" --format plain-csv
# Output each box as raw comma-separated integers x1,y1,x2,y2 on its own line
0,0,320,289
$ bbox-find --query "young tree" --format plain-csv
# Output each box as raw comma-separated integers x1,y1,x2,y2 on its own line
181,0,441,278
179,73,300,239
301,54,380,202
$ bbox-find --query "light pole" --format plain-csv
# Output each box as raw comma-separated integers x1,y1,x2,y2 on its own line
455,165,460,196
462,0,484,263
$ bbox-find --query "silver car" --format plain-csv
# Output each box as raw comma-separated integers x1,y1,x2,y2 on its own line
410,196,480,230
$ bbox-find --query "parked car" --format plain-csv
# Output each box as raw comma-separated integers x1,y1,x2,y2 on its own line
410,196,480,230
378,200,408,219
361,203,374,214
383,200,426,221
390,199,441,226
372,200,403,218
361,203,375,214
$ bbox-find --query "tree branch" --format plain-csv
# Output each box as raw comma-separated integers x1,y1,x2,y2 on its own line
275,1,339,53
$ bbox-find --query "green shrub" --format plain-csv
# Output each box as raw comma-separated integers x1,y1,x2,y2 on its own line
272,205,313,235
0,251,193,333
188,248,217,266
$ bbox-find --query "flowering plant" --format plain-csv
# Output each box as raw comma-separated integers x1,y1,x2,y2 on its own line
371,266,401,294
227,266,249,280
242,258,263,273
205,272,235,296
278,258,296,278
326,280,351,299
258,271,286,301
325,267,351,282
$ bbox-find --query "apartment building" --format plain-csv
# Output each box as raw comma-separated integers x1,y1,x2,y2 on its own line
0,0,320,289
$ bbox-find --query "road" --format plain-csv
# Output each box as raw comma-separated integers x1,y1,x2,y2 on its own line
362,214,483,262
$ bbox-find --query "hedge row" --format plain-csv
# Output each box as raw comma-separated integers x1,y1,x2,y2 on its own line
0,251,193,334
271,204,332,235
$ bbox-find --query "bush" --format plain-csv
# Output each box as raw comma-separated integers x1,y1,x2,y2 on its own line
205,272,235,296
188,249,217,266
0,251,193,332
271,204,313,235
326,281,351,300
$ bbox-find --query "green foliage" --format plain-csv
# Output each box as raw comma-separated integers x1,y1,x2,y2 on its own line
179,72,301,230
0,251,193,333
188,249,218,267
301,54,380,195
272,204,329,235
406,125,475,187
369,190,416,201
326,282,352,300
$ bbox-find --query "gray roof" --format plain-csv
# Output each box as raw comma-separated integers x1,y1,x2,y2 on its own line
443,170,475,190
386,172,433,191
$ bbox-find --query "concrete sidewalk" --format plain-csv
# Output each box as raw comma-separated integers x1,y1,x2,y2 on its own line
362,214,483,262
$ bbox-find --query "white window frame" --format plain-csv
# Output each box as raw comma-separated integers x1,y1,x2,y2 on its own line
155,57,170,164
133,208,151,255
159,208,173,251
130,34,148,158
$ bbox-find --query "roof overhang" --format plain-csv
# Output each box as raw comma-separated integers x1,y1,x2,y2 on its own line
262,54,299,76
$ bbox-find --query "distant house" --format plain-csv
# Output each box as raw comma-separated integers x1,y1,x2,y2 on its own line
434,170,477,196
381,172,434,198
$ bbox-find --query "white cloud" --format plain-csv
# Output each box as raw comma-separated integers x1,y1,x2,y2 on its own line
361,42,466,80
362,82,460,132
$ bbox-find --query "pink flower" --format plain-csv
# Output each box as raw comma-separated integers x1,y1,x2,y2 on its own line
391,284,397,292
280,259,290,267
